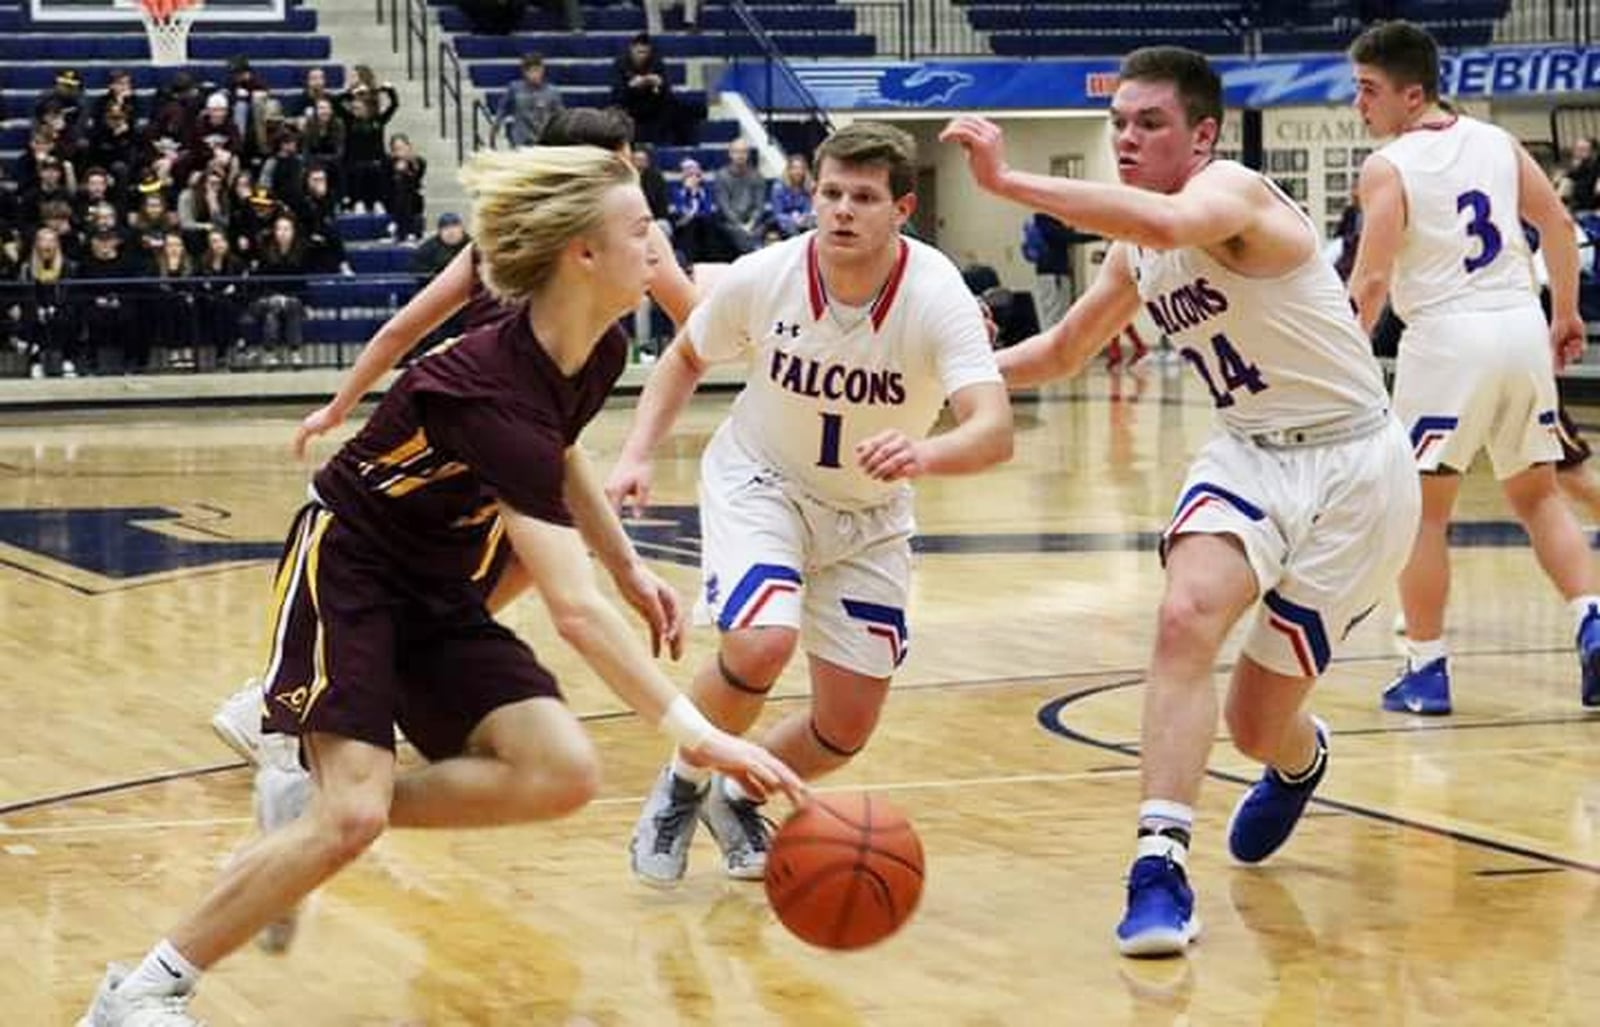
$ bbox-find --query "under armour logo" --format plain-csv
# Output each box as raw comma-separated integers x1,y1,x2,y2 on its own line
773,321,801,338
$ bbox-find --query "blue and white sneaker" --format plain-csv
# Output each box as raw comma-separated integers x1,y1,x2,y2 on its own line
1381,657,1451,715
1227,717,1329,865
1578,605,1600,707
1116,855,1200,957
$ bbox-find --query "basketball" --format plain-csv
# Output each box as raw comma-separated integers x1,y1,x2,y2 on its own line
764,793,925,950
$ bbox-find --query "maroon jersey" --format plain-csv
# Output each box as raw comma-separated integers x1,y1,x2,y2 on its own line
314,309,627,582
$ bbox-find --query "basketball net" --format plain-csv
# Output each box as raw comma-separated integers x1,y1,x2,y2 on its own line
139,0,201,66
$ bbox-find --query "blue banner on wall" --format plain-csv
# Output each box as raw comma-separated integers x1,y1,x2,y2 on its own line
720,46,1600,111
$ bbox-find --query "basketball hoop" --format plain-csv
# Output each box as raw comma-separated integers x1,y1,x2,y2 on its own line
138,0,201,66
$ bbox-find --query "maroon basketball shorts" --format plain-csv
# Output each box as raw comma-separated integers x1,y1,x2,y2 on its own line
1557,406,1592,472
260,503,561,760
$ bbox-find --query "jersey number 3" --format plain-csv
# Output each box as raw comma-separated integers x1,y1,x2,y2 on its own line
1181,333,1268,409
1456,189,1503,273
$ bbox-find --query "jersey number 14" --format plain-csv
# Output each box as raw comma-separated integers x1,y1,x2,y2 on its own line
1181,333,1268,409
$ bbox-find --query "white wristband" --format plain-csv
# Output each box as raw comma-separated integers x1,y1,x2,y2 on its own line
659,695,715,751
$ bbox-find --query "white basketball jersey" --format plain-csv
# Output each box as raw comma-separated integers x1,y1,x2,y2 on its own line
1375,115,1535,321
1130,163,1387,436
686,232,1001,509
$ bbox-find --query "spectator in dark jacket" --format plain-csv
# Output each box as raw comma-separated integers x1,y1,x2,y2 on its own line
610,34,685,145
336,81,400,213
409,212,470,277
769,153,815,237
384,134,427,241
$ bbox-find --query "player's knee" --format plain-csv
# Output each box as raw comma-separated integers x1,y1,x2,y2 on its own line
809,710,873,761
1504,476,1558,523
315,798,389,865
1155,589,1225,652
721,627,799,691
538,748,602,818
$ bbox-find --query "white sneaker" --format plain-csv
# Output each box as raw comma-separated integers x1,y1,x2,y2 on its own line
62,359,77,378
210,680,264,766
28,362,43,379
253,761,313,952
699,775,772,880
78,963,203,1026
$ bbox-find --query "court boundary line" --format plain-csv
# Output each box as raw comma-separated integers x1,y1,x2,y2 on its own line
1036,679,1600,876
0,643,1586,821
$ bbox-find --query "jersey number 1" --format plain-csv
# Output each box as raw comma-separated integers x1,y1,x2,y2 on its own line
1456,189,1503,273
817,412,844,468
1180,333,1267,409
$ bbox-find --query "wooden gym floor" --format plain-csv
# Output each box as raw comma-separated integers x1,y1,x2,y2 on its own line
1,367,1597,1025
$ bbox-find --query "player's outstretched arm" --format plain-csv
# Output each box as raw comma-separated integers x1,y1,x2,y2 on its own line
605,333,710,514
1516,144,1587,367
940,116,1255,250
646,222,698,327
293,245,478,458
1348,155,1404,335
998,243,1143,388
500,504,803,801
564,445,685,659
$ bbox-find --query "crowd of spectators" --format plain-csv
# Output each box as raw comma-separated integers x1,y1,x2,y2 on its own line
2,59,432,378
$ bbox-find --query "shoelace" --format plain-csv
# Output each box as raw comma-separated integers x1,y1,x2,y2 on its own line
652,790,701,855
729,799,775,853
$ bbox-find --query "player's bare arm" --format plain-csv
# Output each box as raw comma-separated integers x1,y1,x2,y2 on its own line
498,504,803,800
1516,144,1586,367
564,445,685,659
998,243,1145,388
294,244,478,457
856,381,1013,482
647,222,697,325
1348,155,1406,335
297,229,696,459
606,333,710,513
940,116,1258,250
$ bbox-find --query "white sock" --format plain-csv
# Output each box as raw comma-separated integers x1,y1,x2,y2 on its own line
120,939,200,999
1570,596,1600,635
1406,637,1448,671
722,775,758,805
670,752,710,787
1135,799,1193,862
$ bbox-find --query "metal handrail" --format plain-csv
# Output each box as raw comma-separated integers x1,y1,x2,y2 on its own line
725,0,833,140
403,0,432,107
472,96,500,153
439,41,468,162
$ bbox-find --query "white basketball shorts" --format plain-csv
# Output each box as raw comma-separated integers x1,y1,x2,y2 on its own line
1163,417,1421,679
1393,304,1562,479
694,428,914,679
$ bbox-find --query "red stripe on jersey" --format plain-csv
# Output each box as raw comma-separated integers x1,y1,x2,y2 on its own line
870,239,911,331
806,236,826,320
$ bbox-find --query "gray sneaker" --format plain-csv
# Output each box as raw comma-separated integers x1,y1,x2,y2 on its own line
78,963,203,1026
630,768,708,888
699,776,773,881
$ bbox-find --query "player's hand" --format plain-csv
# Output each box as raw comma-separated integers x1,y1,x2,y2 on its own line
614,561,686,660
684,730,807,804
856,429,925,482
293,402,347,459
604,453,654,516
939,116,1010,193
1551,314,1586,369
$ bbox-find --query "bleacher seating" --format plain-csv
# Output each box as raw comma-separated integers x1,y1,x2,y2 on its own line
0,0,412,361
436,0,876,174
